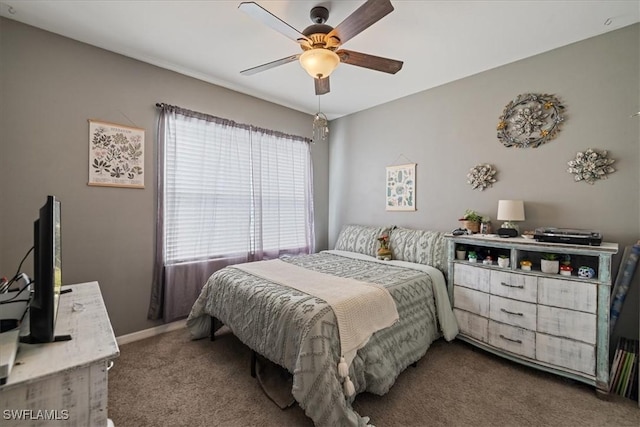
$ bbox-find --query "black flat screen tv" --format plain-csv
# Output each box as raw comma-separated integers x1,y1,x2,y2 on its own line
26,195,63,343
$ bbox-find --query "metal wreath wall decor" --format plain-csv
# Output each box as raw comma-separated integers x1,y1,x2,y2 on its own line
467,163,497,191
497,93,565,148
567,148,615,184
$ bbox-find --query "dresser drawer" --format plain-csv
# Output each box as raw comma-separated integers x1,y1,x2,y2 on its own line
454,263,490,292
454,308,488,342
537,278,596,313
489,295,536,330
536,333,596,376
490,270,537,303
488,320,535,359
454,285,489,317
537,305,596,344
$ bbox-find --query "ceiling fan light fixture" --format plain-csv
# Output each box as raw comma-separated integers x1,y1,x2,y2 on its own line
299,49,340,79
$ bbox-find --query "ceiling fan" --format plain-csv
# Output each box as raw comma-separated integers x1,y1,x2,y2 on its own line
238,0,403,95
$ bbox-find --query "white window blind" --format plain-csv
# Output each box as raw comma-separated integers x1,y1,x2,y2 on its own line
164,110,313,264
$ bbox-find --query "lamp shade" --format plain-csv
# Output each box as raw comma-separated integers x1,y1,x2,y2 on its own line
497,200,525,221
299,49,340,79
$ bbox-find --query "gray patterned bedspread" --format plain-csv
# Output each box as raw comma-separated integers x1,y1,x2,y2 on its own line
186,250,458,426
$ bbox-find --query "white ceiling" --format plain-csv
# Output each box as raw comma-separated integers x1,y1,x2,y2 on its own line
1,1,638,119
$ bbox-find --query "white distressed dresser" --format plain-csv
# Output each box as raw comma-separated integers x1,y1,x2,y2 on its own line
445,234,618,395
0,281,119,426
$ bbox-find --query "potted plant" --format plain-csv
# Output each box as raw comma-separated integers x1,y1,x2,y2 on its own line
459,209,482,233
498,254,510,268
467,250,478,263
456,245,467,260
540,253,559,274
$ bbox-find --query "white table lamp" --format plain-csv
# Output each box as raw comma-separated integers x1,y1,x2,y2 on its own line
497,200,525,232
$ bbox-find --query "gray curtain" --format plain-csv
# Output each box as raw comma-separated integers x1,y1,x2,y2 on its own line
147,107,168,320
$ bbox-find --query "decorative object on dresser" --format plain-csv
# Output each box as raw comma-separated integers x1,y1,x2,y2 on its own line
466,163,497,191
559,265,573,276
540,253,560,274
522,230,535,239
578,266,596,279
480,217,492,234
497,200,525,234
445,233,618,395
566,148,616,184
496,93,565,148
459,209,482,233
498,255,510,268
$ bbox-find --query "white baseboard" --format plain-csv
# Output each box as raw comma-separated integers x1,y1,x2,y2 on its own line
116,319,187,346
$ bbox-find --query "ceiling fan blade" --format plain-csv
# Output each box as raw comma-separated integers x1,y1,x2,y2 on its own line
240,54,300,76
315,77,330,95
327,0,394,45
337,49,403,74
238,2,310,44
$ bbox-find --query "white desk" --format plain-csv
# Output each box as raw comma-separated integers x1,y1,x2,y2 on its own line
0,282,119,426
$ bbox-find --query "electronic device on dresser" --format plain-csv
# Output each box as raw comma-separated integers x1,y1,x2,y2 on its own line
534,227,603,246
497,228,518,238
21,195,71,344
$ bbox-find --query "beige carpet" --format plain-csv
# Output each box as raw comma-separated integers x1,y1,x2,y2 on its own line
108,327,640,426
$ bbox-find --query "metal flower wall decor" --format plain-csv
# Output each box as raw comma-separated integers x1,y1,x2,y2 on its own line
467,163,497,191
497,93,565,148
567,148,615,184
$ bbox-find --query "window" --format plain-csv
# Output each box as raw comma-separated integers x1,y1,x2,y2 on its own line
163,107,314,264
150,104,315,321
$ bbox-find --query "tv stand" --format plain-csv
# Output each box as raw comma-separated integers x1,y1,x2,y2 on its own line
0,282,119,426
19,333,72,344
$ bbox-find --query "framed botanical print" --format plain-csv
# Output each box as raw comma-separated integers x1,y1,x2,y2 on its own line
88,119,145,188
385,163,416,211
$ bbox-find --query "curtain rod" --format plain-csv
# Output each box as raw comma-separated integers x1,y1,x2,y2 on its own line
155,102,311,143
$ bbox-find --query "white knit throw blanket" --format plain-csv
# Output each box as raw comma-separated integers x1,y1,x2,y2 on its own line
232,259,399,370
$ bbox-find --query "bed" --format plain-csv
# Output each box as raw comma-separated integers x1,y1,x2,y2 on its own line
186,225,458,426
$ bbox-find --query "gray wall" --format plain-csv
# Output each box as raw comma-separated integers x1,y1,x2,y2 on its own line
329,24,640,341
0,18,330,336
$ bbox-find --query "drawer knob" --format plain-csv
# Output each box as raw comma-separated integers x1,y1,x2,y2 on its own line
500,308,523,316
499,334,522,344
500,281,524,289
